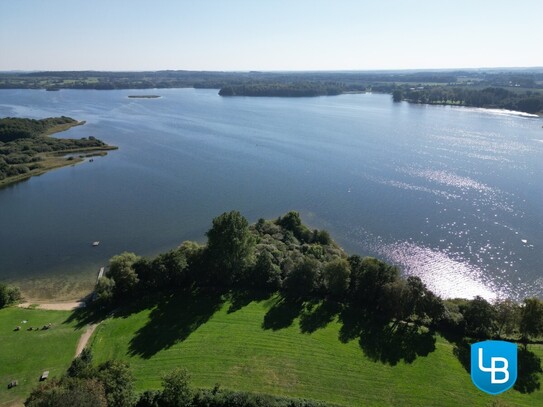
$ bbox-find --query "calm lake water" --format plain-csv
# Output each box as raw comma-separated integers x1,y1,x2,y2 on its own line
0,89,542,300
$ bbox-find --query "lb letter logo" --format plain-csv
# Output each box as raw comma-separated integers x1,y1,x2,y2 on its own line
471,340,517,395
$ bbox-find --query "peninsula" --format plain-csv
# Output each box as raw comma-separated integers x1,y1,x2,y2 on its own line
0,116,117,187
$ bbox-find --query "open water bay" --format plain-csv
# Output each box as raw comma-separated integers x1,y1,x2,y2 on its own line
0,89,541,300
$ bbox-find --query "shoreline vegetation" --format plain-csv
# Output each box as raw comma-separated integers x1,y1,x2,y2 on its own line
1,69,542,114
2,211,543,406
0,117,117,188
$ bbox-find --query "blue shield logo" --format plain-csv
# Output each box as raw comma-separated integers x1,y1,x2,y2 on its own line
471,340,517,395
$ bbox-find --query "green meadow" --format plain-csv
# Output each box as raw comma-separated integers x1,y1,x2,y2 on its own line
1,294,542,406
0,308,81,406
88,292,543,407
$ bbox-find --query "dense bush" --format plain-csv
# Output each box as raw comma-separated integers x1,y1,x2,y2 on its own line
0,283,22,308
26,356,134,407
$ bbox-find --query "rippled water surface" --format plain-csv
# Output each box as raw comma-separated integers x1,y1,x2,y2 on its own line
0,89,541,299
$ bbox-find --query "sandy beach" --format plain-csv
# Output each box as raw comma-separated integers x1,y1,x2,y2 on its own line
18,301,85,311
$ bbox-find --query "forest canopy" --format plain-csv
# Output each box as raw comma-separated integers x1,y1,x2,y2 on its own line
0,116,79,142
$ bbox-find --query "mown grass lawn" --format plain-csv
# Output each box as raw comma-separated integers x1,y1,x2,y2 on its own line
90,292,543,407
0,308,81,406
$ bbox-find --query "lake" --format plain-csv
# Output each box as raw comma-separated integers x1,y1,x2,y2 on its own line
0,88,541,300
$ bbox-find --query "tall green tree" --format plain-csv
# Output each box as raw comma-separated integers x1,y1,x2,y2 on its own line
107,252,140,299
520,297,543,342
322,258,350,298
283,258,320,300
250,251,282,292
205,211,255,286
66,348,95,379
494,299,521,337
406,276,445,324
461,296,496,338
159,368,193,407
97,360,136,407
379,278,413,322
348,256,399,306
93,277,115,308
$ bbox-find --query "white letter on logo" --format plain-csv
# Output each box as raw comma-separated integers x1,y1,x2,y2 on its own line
491,357,509,384
478,348,509,384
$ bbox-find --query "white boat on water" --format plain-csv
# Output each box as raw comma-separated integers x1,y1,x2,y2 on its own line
92,241,100,247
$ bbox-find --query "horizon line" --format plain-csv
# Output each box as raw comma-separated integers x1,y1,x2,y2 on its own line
1,66,543,74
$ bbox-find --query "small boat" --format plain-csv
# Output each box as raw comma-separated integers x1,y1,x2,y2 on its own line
92,241,100,247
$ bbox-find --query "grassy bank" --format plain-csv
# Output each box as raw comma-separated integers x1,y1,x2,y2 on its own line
41,120,85,136
90,292,543,407
0,308,81,406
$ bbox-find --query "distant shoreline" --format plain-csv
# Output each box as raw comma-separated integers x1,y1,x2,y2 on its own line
393,98,543,117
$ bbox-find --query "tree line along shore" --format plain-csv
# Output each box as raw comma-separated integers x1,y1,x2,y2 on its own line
2,210,542,406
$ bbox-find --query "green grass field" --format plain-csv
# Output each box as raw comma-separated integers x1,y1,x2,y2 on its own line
90,293,543,407
0,308,82,406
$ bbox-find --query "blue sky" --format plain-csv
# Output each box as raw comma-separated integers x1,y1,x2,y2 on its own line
1,0,542,71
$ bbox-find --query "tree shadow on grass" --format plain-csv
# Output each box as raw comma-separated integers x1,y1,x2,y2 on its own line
449,337,471,374
261,297,303,331
227,290,271,314
299,300,340,334
339,306,436,366
128,288,223,359
514,346,542,393
63,294,157,329
63,303,112,330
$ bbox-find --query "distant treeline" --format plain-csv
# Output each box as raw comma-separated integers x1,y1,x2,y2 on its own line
2,69,543,113
2,69,543,92
393,86,543,114
219,82,345,97
0,70,457,90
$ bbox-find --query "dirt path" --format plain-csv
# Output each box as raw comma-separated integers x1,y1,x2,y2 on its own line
75,323,99,357
18,300,98,359
18,301,85,311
